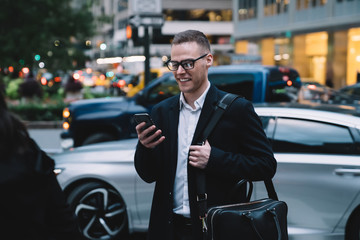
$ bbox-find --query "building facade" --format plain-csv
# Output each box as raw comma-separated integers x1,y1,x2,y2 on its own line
84,0,234,73
233,0,360,89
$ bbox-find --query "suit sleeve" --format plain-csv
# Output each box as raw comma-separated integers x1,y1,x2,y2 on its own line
134,106,164,184
205,100,276,181
134,142,160,183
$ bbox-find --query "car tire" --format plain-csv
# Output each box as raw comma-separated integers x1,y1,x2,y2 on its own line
346,208,360,240
67,182,128,240
82,133,115,146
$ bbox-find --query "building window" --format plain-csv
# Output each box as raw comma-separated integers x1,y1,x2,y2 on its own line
164,9,232,22
238,0,257,21
296,0,327,10
118,0,128,12
264,0,289,16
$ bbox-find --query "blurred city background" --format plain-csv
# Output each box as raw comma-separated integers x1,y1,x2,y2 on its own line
0,0,359,122
2,1,360,240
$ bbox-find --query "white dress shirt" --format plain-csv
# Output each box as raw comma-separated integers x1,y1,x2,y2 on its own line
173,82,210,218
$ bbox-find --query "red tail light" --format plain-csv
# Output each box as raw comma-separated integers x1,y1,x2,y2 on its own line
117,80,126,88
41,77,47,85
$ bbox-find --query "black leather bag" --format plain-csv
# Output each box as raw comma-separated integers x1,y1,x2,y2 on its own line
205,180,288,240
195,93,288,240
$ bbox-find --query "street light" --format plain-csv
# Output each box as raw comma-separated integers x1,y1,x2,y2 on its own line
100,43,107,58
100,43,107,51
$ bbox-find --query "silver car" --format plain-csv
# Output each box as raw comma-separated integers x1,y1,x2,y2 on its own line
54,103,360,240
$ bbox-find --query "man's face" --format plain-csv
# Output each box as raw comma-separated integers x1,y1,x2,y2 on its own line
170,42,213,97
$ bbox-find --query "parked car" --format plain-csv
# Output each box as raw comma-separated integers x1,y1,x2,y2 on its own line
109,73,139,96
73,69,105,87
126,67,170,97
61,65,302,149
36,71,62,95
54,103,360,240
298,80,332,102
339,82,360,100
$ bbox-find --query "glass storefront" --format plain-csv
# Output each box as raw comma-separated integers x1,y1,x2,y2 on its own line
347,28,360,85
235,28,360,88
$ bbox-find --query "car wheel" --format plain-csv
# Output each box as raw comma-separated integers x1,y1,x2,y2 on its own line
67,182,128,240
82,133,115,146
346,208,360,240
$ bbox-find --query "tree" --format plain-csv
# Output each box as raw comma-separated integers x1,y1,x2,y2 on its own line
0,0,95,73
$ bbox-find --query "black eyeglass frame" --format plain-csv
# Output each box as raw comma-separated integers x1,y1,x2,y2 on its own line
166,53,209,71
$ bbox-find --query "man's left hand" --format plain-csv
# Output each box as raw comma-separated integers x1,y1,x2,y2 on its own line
188,140,211,169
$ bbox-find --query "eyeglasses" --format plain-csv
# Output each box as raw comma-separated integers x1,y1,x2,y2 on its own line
166,53,208,71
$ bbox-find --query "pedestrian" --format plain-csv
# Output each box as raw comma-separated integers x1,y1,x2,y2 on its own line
0,90,81,239
134,29,277,240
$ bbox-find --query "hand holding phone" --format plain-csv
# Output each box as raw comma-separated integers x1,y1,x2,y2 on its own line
133,113,156,131
133,113,162,143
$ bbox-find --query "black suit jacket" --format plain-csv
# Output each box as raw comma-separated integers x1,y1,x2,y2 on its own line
135,85,277,240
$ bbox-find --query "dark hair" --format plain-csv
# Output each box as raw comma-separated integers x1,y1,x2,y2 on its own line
0,91,30,157
172,30,211,53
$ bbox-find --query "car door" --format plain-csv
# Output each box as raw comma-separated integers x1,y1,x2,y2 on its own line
257,115,360,236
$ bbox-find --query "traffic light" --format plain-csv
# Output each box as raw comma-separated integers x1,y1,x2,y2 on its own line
127,25,143,46
126,25,132,39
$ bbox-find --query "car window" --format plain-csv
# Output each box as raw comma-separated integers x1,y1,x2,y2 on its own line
208,73,255,101
272,118,358,154
147,75,179,104
260,116,276,140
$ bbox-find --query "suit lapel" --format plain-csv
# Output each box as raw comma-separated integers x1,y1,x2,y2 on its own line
168,97,180,184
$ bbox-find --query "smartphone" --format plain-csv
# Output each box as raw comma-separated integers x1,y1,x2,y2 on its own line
133,113,155,130
133,113,162,140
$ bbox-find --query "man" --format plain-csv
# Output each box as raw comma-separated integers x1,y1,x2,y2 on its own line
134,30,276,240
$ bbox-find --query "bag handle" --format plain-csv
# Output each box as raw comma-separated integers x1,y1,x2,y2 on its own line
235,179,278,201
194,93,238,232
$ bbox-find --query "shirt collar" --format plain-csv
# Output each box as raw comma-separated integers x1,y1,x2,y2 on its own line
179,81,211,110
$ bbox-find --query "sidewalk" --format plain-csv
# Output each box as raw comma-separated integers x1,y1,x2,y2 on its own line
24,120,63,129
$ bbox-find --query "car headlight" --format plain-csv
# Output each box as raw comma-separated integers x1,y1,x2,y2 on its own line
63,107,70,118
54,168,64,176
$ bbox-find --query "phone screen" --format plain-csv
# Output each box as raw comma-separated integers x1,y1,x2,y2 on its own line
133,113,162,140
134,113,154,130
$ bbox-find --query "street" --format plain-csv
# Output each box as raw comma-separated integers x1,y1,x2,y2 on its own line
28,128,63,154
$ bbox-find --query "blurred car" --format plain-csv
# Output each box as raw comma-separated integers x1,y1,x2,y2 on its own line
109,73,139,96
126,67,169,97
73,69,105,87
298,80,331,102
54,103,360,240
36,71,62,95
208,65,302,102
339,83,360,100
